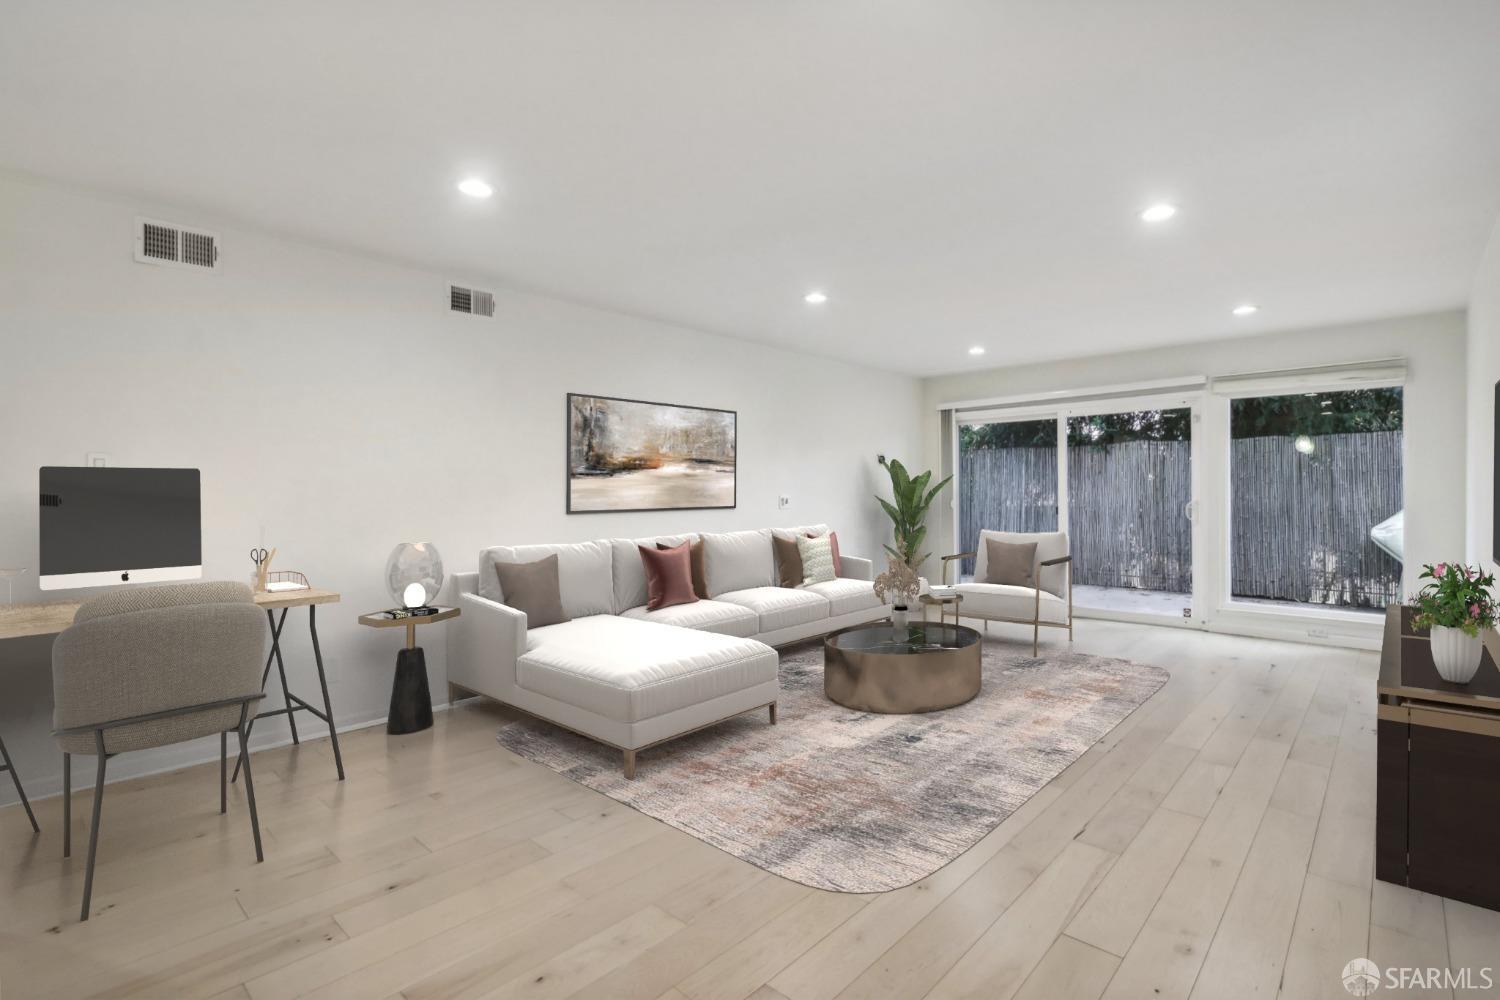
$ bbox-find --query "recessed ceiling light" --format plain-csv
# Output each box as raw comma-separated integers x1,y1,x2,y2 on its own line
803,290,828,305
457,178,494,199
1231,303,1259,317
1139,203,1178,223
968,346,986,356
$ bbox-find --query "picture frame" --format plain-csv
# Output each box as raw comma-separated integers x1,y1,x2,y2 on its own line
566,393,737,513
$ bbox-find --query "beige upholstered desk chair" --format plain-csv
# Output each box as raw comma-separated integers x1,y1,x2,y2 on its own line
52,581,268,922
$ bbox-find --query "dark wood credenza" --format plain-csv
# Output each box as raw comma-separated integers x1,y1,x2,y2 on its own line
1377,606,1500,911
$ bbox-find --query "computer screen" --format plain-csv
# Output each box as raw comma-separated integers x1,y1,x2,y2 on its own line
39,466,202,590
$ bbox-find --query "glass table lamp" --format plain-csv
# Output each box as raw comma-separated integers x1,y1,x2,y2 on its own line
386,542,443,610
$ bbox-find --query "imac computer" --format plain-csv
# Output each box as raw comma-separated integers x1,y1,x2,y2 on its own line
39,467,202,590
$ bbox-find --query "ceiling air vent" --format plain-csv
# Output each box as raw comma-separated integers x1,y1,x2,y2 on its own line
450,283,494,317
135,217,220,271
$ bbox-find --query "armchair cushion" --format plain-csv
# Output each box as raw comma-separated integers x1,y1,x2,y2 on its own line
954,583,1069,625
974,530,1070,598
983,538,1036,587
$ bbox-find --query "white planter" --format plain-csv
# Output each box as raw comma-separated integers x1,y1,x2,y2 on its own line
1429,624,1483,684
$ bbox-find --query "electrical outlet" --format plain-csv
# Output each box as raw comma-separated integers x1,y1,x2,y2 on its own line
778,495,791,509
86,452,111,467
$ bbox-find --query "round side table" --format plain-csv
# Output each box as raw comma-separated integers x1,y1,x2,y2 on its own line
357,607,460,734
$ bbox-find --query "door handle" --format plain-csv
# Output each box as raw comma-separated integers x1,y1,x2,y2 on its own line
1184,500,1195,521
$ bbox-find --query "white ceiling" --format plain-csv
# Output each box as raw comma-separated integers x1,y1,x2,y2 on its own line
4,1,1499,376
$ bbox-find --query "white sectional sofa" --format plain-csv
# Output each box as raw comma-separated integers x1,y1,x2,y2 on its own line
447,525,889,777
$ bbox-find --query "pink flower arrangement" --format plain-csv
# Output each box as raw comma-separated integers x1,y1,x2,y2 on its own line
1411,562,1497,638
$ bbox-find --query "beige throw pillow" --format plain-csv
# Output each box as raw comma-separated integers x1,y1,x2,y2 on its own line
492,554,568,627
984,538,1037,588
798,534,837,585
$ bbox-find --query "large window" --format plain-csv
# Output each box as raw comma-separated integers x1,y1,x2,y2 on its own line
1228,387,1403,612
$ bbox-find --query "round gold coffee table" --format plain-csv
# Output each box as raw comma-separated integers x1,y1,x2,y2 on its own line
824,620,982,714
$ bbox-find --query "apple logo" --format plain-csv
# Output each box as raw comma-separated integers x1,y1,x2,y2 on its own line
121,572,130,581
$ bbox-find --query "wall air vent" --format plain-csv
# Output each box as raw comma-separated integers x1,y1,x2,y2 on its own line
135,217,220,271
450,283,495,317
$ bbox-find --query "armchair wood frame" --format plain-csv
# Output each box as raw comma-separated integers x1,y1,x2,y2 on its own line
941,552,1074,656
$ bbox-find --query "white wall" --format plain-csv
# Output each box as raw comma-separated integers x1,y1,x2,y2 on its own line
1468,215,1500,572
922,311,1470,625
0,172,923,804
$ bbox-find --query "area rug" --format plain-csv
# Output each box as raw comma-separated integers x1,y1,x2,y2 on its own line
495,639,1168,892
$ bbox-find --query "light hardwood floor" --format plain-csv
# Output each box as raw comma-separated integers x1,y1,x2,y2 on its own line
2,619,1497,999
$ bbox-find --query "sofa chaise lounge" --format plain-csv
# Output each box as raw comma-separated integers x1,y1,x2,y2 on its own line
446,525,889,777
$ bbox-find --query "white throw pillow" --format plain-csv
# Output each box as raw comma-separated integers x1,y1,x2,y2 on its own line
797,534,837,585
478,540,615,617
700,529,774,596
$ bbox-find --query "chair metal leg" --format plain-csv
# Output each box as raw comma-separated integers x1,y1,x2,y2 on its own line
1033,621,1040,657
62,752,71,858
220,731,228,815
0,733,39,834
80,732,107,922
237,716,264,863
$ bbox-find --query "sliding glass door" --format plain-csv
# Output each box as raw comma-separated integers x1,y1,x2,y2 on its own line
956,415,1059,581
955,393,1203,621
1065,401,1197,620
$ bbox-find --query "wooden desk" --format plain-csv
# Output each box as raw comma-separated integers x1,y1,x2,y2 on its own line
1376,606,1500,911
0,588,341,639
1,587,346,782
0,601,81,640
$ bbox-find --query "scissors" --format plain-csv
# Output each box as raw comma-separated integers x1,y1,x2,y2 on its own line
249,547,270,567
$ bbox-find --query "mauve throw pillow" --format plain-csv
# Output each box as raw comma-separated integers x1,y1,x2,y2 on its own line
639,542,699,611
657,538,709,599
822,531,843,576
984,538,1037,588
492,554,568,627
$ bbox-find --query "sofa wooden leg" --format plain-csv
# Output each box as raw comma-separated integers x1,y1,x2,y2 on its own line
769,702,778,725
623,749,636,780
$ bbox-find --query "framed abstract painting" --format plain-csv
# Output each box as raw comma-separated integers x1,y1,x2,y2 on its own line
567,393,737,513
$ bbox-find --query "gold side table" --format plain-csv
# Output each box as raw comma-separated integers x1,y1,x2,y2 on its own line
919,591,963,626
358,607,460,734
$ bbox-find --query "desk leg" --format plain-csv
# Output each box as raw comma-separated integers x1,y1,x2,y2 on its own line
309,605,345,781
233,608,288,784
268,609,299,746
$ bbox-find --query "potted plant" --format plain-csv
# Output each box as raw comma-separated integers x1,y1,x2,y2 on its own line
1410,562,1497,684
876,456,953,624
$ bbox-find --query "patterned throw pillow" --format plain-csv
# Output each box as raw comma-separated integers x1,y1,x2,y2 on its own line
797,534,837,585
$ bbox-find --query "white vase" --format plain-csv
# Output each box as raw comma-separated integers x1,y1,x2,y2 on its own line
1429,624,1483,684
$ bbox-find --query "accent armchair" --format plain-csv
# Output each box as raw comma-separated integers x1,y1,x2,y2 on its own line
942,529,1074,656
52,581,267,922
